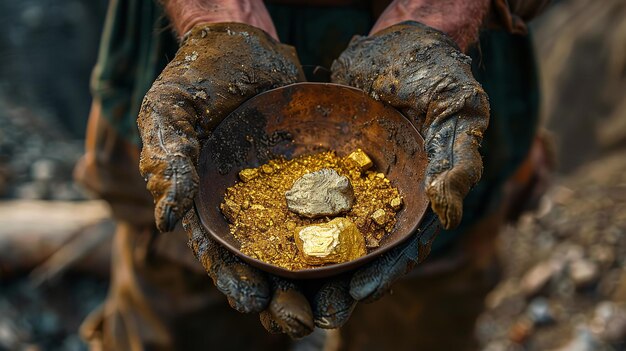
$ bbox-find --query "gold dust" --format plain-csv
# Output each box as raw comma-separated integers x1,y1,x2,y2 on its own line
220,151,402,271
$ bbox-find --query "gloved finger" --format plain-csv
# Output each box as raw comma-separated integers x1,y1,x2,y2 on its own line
183,209,270,313
265,277,314,339
329,21,489,231
328,35,368,84
139,87,201,232
350,211,440,302
312,278,356,329
424,88,489,230
259,311,283,334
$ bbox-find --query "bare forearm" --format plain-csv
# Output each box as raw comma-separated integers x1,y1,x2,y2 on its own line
163,0,277,39
372,0,490,52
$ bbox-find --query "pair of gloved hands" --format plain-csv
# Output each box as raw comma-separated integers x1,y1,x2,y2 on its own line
137,21,489,337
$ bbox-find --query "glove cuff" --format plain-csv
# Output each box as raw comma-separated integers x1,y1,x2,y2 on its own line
182,22,275,44
372,21,462,52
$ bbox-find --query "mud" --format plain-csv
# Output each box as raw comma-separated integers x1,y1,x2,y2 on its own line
137,22,304,232
331,21,490,229
206,108,293,176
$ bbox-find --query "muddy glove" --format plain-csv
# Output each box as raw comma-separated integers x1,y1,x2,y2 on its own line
332,21,489,230
138,22,304,233
308,210,440,329
138,22,312,336
329,21,489,308
184,209,314,338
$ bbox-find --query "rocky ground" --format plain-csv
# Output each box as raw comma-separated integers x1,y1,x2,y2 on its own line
0,274,108,351
0,95,87,201
0,0,106,200
0,201,112,351
477,150,626,351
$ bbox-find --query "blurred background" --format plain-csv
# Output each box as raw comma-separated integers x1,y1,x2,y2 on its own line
0,0,624,350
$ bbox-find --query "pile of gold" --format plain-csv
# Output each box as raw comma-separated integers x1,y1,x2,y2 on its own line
220,150,403,271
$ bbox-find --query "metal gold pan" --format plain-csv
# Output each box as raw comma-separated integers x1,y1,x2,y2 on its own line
195,82,429,279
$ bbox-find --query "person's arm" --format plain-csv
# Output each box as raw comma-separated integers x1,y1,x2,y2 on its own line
372,0,552,51
162,0,278,39
371,0,491,52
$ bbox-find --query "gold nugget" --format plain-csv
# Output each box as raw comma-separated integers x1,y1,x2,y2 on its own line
220,198,240,223
390,196,403,211
295,217,366,265
371,209,388,226
346,149,373,171
238,168,258,182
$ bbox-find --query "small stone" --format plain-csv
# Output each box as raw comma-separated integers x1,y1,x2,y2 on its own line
241,199,251,210
294,217,366,265
366,236,380,249
590,301,626,342
346,149,373,171
527,297,554,326
371,209,387,226
220,199,240,223
261,164,274,174
257,220,270,232
31,159,56,181
508,317,534,344
520,259,564,296
390,197,403,210
569,259,599,288
285,168,355,218
238,168,259,182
